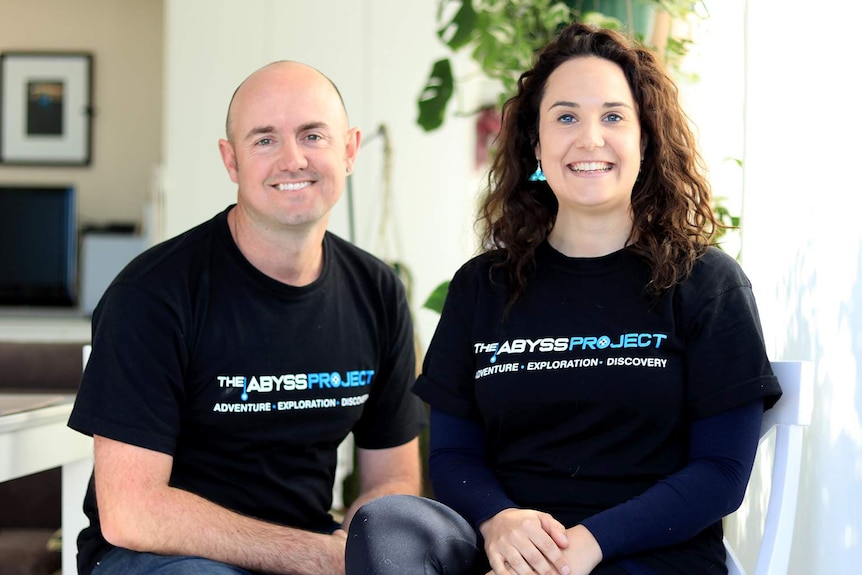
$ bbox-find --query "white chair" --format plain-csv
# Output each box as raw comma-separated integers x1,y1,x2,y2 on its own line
724,360,814,575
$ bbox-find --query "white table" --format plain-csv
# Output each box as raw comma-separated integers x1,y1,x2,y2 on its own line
0,393,93,575
0,315,91,342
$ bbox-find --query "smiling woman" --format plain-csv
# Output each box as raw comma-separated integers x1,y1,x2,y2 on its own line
537,56,644,256
345,21,780,575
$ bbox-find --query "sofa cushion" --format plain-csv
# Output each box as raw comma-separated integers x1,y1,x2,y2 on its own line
0,342,87,393
0,469,61,529
0,528,60,575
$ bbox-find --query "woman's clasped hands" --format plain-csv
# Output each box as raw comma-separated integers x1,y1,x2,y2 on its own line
479,508,602,575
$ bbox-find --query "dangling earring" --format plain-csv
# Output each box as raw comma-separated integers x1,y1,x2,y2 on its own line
528,160,546,182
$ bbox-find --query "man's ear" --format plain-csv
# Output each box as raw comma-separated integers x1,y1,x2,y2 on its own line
345,127,362,174
218,139,239,184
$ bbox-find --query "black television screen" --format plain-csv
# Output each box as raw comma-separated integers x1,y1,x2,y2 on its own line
0,185,77,307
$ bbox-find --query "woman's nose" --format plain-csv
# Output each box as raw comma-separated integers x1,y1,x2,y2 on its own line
576,120,604,150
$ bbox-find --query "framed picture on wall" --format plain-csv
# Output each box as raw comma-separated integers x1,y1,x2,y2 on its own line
0,52,93,166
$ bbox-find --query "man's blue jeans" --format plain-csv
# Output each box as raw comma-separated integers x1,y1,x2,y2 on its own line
93,547,259,574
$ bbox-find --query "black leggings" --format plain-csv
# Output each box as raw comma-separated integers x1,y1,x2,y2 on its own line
345,495,634,575
346,495,486,574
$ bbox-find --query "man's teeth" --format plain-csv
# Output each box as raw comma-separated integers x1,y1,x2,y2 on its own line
275,182,312,191
570,162,612,173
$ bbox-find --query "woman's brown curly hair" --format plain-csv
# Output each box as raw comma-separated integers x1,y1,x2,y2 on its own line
479,21,717,306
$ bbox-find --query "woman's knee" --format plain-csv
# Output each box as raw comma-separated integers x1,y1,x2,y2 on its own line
346,495,481,574
351,495,474,540
350,494,428,541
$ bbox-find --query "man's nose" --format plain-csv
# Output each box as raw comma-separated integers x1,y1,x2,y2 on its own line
278,140,308,172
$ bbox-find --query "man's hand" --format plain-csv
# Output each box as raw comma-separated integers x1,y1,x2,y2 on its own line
479,508,571,575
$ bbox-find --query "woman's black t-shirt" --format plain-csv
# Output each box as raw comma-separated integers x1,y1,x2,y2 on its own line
415,244,781,573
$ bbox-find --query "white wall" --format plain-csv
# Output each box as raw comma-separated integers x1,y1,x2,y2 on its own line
723,1,862,573
162,0,479,348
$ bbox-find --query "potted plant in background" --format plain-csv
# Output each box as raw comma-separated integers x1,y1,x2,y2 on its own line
417,0,705,132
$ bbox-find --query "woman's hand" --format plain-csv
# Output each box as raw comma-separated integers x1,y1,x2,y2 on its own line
558,525,602,575
479,508,571,575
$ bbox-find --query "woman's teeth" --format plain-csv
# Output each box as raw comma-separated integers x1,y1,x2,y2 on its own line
570,162,612,173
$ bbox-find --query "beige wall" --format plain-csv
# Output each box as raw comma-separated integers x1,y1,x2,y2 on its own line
0,0,163,230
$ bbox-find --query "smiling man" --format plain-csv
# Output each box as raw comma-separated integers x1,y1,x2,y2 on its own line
220,62,359,276
68,61,425,575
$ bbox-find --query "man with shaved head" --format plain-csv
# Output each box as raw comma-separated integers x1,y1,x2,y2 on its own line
68,61,424,575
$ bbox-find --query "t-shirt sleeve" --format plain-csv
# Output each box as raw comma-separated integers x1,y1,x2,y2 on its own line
413,260,488,419
350,271,426,449
680,249,782,419
68,281,188,456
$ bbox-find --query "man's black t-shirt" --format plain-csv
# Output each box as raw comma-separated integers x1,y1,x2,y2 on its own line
69,206,425,574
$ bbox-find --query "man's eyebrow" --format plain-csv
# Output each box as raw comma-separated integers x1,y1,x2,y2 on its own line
242,122,331,141
547,100,634,111
298,121,330,132
243,125,277,141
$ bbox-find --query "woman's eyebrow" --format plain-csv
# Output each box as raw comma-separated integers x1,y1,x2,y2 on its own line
547,100,634,111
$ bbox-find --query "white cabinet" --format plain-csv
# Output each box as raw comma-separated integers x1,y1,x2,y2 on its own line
80,233,146,316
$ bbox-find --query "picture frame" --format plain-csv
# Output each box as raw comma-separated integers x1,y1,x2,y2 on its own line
0,52,93,166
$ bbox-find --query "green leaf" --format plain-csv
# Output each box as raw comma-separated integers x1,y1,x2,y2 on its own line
417,59,454,132
437,0,478,51
422,281,451,314
582,11,625,31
